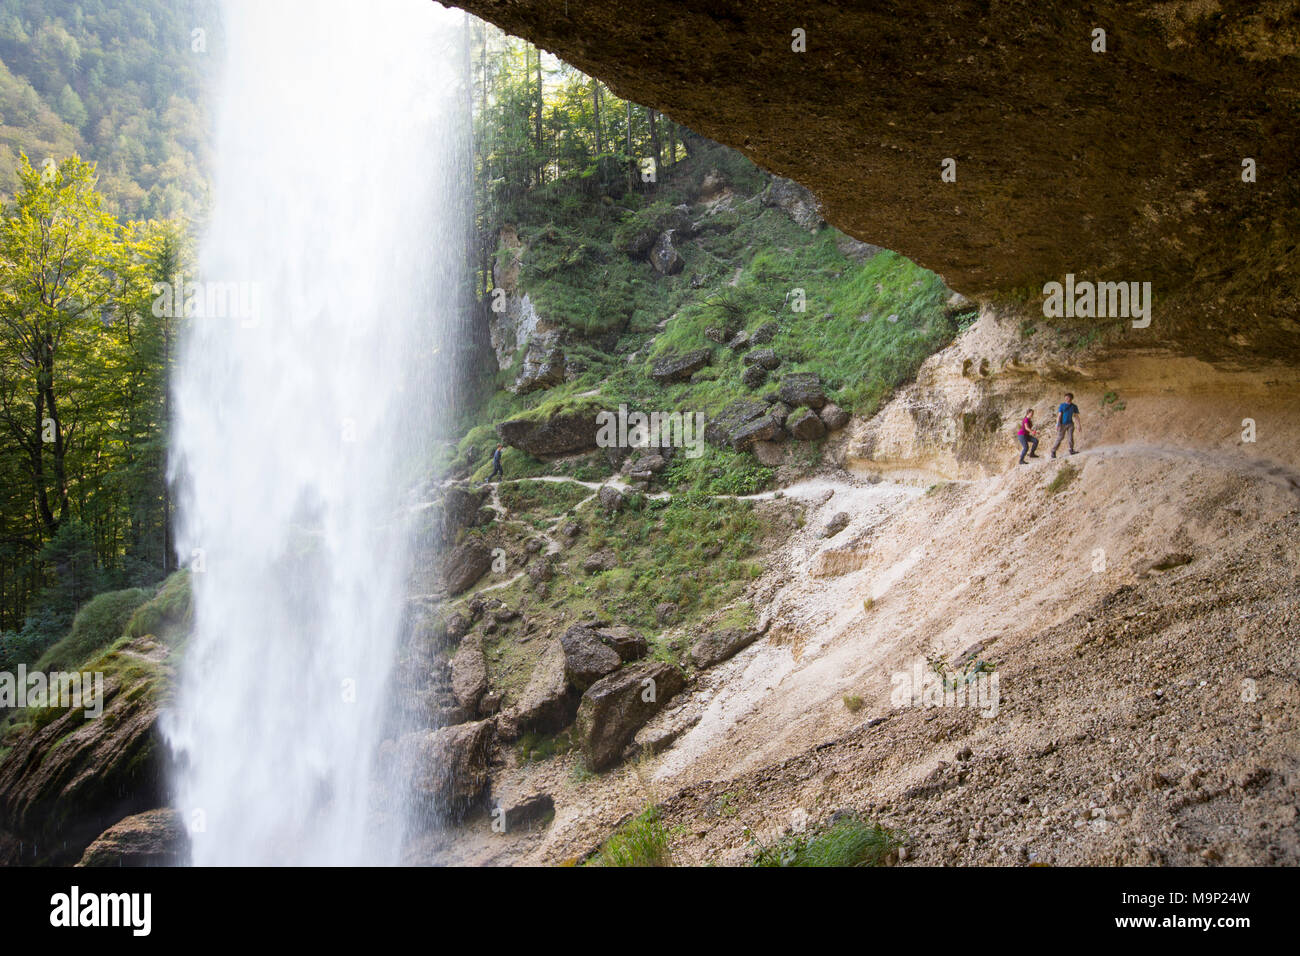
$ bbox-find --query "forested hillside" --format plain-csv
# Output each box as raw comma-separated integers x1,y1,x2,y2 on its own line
0,0,216,218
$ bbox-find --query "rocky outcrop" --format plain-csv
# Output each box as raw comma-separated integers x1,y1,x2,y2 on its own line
498,639,578,739
574,661,687,770
0,648,172,865
649,230,685,275
498,404,603,456
513,335,566,395
443,540,493,596
448,0,1300,363
402,720,493,821
78,808,190,867
450,634,489,716
762,176,823,232
560,625,622,690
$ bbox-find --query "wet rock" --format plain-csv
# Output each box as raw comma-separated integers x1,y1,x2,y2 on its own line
443,540,493,596
403,720,493,821
450,634,489,715
0,655,170,865
744,347,780,370
727,329,752,351
598,485,625,512
77,809,190,867
574,661,688,770
751,321,779,345
742,365,768,389
493,792,555,832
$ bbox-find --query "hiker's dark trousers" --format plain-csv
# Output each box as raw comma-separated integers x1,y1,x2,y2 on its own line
490,462,503,480
1052,423,1075,456
1018,434,1038,462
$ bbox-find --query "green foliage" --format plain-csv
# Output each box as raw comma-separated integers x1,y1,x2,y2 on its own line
123,570,192,643
586,806,672,867
34,586,148,671
0,0,216,219
0,155,181,630
752,814,905,867
663,448,773,496
1046,463,1079,495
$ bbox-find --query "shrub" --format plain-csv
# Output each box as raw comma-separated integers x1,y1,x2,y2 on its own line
35,587,150,672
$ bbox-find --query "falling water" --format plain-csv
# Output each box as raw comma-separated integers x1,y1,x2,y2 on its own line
165,0,467,865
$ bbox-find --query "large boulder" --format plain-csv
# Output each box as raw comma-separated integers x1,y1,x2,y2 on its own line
690,628,762,669
498,639,578,739
513,338,566,395
592,625,648,662
729,414,783,450
704,399,771,447
787,407,828,440
778,372,828,410
762,176,824,231
560,625,622,690
402,719,493,821
498,405,603,456
443,539,493,596
574,661,687,770
0,648,172,866
820,402,850,431
650,348,712,384
450,634,489,716
649,230,685,275
77,808,190,867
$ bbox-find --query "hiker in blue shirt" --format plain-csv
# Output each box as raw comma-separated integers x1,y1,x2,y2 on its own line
1051,393,1082,458
489,443,504,481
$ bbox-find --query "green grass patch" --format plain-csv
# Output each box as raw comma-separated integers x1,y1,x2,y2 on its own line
1046,463,1079,495
586,805,672,867
752,813,905,867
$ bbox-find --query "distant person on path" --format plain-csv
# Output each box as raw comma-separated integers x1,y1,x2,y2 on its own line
489,443,504,481
1017,409,1040,465
1052,393,1081,458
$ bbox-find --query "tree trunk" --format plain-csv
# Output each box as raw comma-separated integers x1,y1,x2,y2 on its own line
593,81,602,154
534,47,544,186
648,107,661,185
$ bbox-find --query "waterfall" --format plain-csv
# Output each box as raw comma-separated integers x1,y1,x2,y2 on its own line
164,0,467,865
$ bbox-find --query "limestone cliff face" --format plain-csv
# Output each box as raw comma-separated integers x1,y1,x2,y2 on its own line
447,0,1300,363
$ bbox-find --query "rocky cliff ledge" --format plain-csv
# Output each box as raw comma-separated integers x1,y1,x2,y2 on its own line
445,0,1300,362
